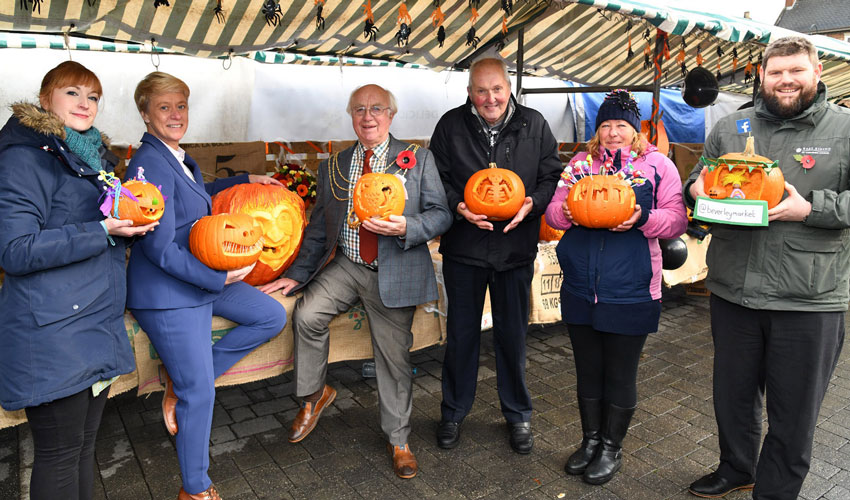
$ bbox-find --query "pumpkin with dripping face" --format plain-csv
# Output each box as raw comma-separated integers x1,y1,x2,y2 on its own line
117,180,164,225
567,175,636,229
189,213,263,271
464,164,525,221
539,216,565,241
352,173,406,222
702,136,785,208
212,184,306,285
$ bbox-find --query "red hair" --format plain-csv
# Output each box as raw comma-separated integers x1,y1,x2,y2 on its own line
39,61,103,108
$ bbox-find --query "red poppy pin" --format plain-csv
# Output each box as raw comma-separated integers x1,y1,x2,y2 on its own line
793,154,816,171
396,150,416,169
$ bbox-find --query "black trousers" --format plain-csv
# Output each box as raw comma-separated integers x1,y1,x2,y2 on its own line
440,259,534,424
25,386,110,500
567,324,647,408
710,295,844,500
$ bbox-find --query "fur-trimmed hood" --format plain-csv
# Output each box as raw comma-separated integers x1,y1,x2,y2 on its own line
5,101,111,147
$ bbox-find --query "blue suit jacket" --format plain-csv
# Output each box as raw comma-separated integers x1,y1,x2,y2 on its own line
125,133,247,310
284,136,451,308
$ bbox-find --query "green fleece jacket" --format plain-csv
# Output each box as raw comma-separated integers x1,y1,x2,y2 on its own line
684,82,850,311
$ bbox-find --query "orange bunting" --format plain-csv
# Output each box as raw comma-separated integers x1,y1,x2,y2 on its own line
398,3,412,25
430,5,445,27
362,0,374,23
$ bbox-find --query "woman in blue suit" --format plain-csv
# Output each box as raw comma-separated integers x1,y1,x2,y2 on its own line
124,72,287,500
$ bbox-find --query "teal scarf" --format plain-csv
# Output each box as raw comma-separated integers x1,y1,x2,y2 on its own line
63,126,103,172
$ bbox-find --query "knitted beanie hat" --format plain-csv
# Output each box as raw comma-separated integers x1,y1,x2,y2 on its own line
595,89,641,132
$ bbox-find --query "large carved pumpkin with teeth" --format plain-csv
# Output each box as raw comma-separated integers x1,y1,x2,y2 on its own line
212,184,306,285
464,164,525,221
189,213,262,271
352,173,406,222
117,180,164,225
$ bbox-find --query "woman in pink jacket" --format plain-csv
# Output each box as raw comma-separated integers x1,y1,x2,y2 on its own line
545,90,687,485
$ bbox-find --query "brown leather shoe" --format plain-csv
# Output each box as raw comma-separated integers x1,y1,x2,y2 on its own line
288,385,336,443
388,443,418,479
161,366,178,436
177,484,221,500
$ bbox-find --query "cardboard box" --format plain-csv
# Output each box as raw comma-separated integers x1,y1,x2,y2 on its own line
182,141,270,179
670,143,705,182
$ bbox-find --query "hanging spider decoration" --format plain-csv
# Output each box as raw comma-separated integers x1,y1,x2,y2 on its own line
153,0,170,8
315,0,326,30
437,25,446,47
716,45,724,58
20,0,42,13
431,4,445,27
395,23,412,47
262,0,283,26
466,26,480,49
495,33,507,51
501,0,513,16
213,0,226,24
364,19,379,41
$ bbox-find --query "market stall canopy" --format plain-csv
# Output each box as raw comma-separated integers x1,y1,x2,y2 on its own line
3,0,850,102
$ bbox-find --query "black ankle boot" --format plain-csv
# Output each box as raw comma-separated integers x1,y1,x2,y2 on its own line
583,403,635,485
564,397,602,475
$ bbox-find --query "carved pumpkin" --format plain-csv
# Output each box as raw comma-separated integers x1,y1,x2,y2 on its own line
702,136,785,208
352,173,406,222
464,164,525,221
212,184,306,285
189,213,262,271
539,216,565,241
117,180,164,225
567,175,636,229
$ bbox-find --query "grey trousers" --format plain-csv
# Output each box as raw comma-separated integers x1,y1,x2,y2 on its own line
292,253,416,445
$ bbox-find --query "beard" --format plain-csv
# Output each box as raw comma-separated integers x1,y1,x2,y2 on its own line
761,80,818,118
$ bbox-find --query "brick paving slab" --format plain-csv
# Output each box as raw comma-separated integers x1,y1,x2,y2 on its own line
8,286,850,499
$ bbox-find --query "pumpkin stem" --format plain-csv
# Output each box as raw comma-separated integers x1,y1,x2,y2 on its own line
744,135,755,157
489,162,498,169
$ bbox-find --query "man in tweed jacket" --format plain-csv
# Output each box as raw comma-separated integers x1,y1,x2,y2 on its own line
261,84,451,479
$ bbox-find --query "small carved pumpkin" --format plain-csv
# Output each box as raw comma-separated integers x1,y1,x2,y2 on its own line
567,175,636,229
189,213,262,271
539,216,565,241
212,184,306,285
707,185,726,199
703,136,785,208
352,173,406,222
117,180,164,225
464,164,525,221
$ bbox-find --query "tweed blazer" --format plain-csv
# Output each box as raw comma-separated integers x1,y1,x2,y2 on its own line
284,135,451,308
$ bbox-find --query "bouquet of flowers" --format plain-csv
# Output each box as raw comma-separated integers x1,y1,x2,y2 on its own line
273,161,318,209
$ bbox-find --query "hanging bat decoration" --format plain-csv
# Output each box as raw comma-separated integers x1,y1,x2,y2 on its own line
213,0,226,24
315,0,326,30
153,0,170,8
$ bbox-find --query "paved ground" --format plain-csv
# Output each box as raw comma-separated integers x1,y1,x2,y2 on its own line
3,286,850,500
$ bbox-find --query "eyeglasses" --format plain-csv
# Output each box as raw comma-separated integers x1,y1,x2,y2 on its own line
353,105,390,117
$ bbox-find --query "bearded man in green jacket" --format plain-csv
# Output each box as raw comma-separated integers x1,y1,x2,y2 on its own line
684,36,850,500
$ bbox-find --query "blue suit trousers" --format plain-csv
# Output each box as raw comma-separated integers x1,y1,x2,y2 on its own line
131,281,286,494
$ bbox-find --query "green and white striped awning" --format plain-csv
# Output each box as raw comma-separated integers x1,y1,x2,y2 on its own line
2,0,849,101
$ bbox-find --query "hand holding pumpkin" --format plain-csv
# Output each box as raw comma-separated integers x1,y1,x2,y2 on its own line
361,214,407,237
225,263,256,285
104,217,159,237
248,174,284,186
610,205,642,232
503,197,534,234
767,181,811,222
457,202,493,231
688,166,709,201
